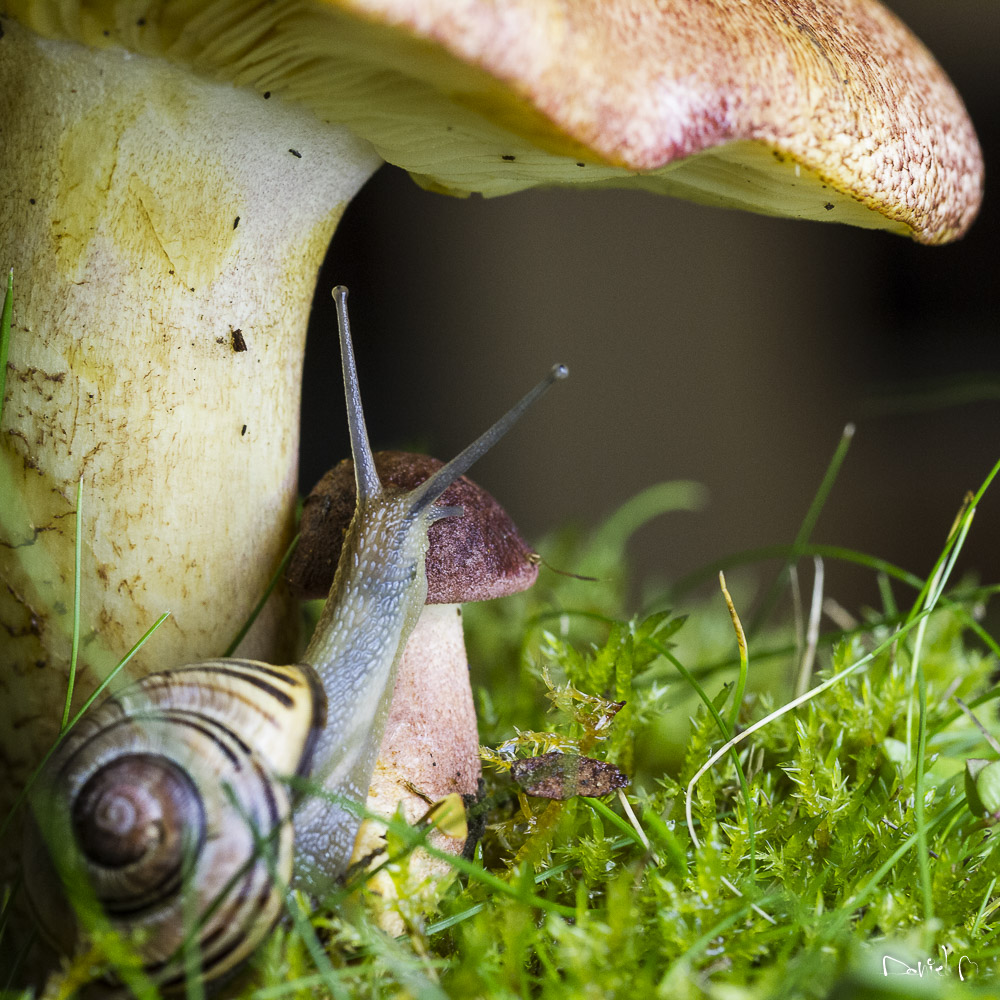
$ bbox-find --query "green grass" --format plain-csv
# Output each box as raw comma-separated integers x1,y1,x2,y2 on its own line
3,270,1000,998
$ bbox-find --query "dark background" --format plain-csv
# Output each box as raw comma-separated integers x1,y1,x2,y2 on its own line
301,0,998,616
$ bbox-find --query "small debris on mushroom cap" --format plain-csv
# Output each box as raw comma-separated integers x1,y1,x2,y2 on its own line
511,752,630,800
288,451,539,603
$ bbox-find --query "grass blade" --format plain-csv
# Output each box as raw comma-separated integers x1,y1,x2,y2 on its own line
669,541,923,601
60,477,84,733
224,533,299,656
0,270,11,429
0,611,170,845
748,423,855,634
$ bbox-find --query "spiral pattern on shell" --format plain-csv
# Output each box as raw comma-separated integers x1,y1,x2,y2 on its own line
23,659,324,987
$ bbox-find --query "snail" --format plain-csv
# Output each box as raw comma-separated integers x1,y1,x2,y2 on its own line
22,285,568,988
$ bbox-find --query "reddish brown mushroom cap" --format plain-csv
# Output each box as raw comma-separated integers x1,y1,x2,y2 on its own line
10,0,983,243
331,0,982,243
288,450,539,603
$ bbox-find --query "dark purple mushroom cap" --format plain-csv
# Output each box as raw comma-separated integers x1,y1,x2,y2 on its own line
287,450,539,604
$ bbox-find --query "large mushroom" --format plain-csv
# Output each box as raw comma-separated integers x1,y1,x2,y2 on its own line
0,0,983,857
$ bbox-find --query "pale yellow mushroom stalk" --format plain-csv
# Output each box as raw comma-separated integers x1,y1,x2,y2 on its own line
349,604,480,931
0,0,983,865
0,19,381,820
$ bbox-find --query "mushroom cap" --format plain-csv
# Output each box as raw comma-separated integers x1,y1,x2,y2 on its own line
287,451,539,603
9,0,983,243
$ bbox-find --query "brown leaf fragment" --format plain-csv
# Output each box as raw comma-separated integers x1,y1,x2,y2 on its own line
511,751,629,800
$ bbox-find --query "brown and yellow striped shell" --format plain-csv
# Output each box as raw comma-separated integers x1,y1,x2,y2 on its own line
23,659,324,988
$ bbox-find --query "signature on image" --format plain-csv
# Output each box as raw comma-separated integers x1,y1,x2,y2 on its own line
882,952,978,981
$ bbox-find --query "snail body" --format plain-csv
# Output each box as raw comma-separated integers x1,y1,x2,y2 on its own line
291,490,442,885
24,286,566,986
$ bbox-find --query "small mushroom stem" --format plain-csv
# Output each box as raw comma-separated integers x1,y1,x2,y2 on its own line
351,602,480,926
0,23,381,815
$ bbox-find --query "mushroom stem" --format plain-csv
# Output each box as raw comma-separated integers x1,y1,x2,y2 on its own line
0,22,381,813
350,602,480,928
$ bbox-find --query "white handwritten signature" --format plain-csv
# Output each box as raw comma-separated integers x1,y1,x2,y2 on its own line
882,951,978,981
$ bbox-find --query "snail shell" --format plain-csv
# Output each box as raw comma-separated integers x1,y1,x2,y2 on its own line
23,660,324,986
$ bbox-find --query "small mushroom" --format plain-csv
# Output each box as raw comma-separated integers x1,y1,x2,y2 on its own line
288,451,538,919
